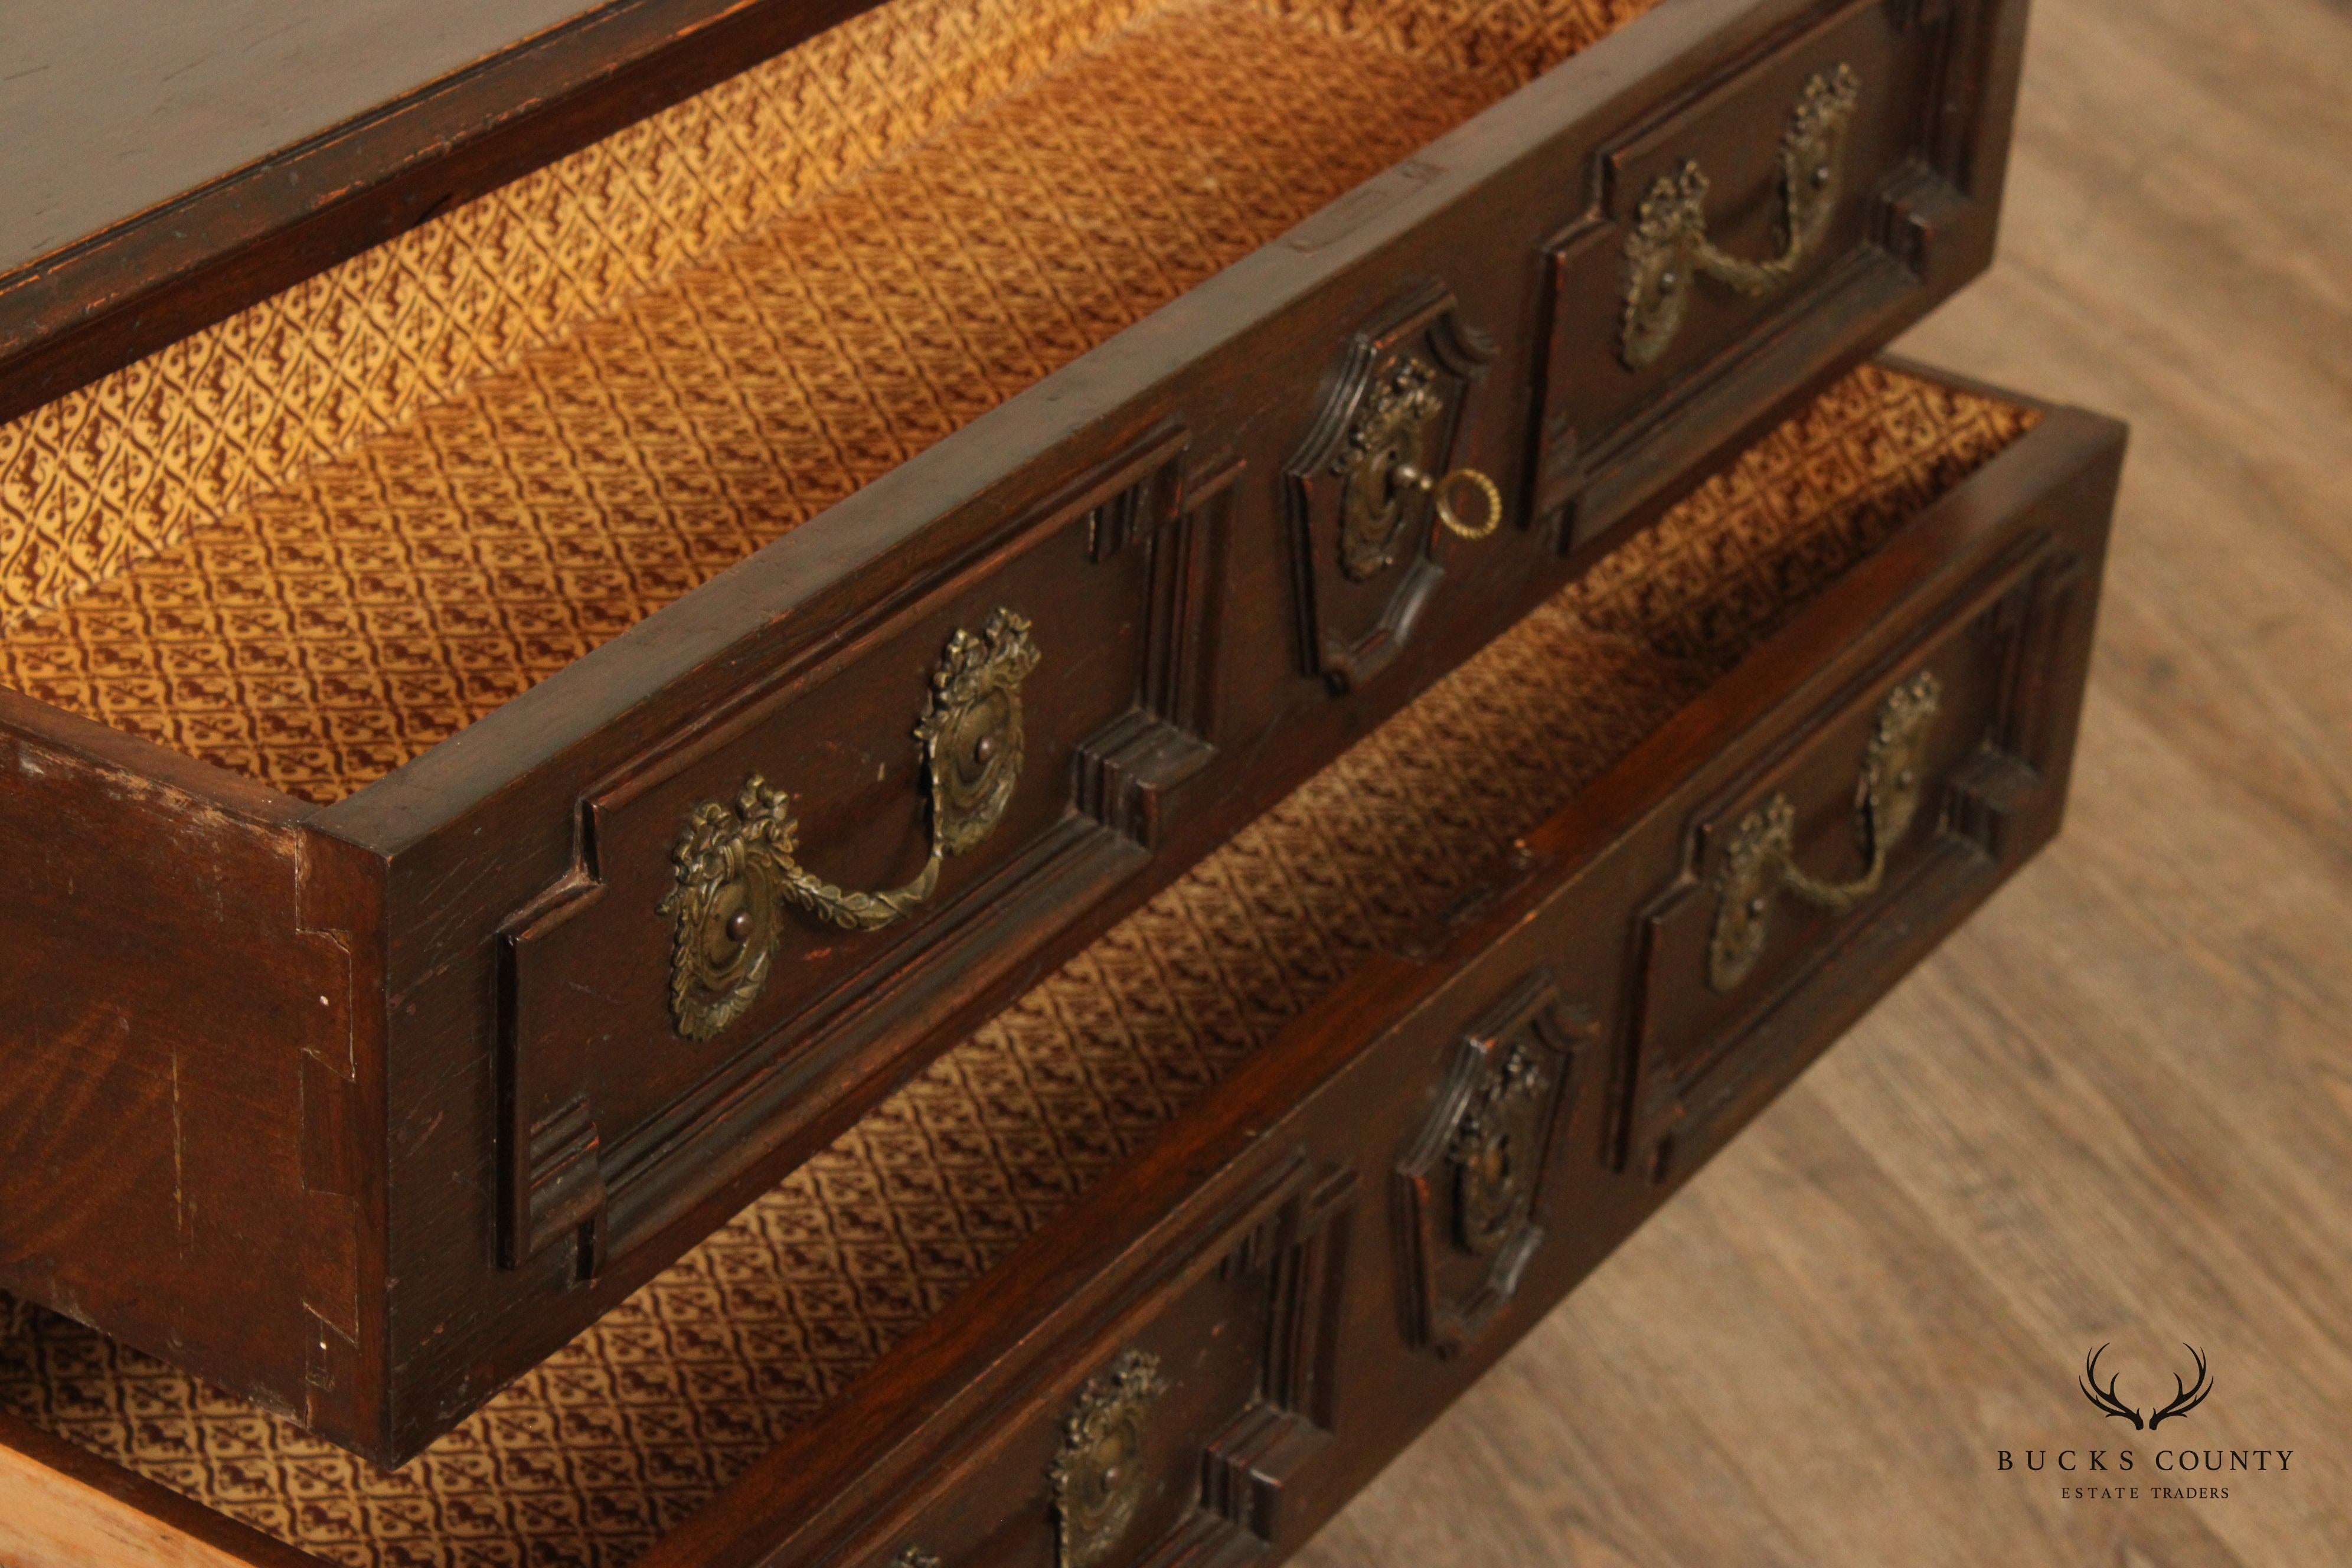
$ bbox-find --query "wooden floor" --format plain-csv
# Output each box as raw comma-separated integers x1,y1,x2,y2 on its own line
1296,1,2352,1563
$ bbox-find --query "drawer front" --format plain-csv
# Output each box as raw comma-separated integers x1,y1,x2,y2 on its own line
1537,0,2023,550
500,430,1216,1269
664,397,2119,1568
862,1155,1357,1568
1622,533,2093,1182
402,0,2028,1455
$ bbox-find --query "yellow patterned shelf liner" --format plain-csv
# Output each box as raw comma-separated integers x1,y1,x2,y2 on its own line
0,0,1664,794
0,364,2036,1568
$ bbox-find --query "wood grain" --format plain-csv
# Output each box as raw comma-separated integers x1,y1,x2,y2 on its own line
0,0,2037,1466
0,1415,318,1568
0,0,594,275
0,0,881,427
1291,0,2352,1560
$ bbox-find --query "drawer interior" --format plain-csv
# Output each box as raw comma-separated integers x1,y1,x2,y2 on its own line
0,364,2032,1566
0,0,1671,808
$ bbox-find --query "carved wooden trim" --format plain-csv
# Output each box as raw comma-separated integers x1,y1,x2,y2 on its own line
1182,1165,1354,1561
1071,459,1233,849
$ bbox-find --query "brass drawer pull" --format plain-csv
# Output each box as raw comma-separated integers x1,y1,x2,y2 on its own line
1621,64,1863,370
1709,669,1939,991
662,607,1043,1040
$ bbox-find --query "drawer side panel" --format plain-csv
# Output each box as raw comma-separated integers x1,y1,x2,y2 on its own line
0,707,379,1446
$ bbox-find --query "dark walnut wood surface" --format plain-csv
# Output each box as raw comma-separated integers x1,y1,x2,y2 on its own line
0,0,2032,1465
0,0,881,426
0,0,599,275
0,361,2125,1567
1296,0,2352,1562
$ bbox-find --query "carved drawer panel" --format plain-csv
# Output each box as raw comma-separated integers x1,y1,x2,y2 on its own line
498,432,1217,1277
1534,0,2025,553
1621,520,2096,1184
857,1157,1356,1568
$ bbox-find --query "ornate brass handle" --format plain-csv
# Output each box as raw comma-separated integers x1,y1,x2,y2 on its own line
1335,354,1504,577
661,607,1042,1040
1708,669,1939,992
1620,64,1863,370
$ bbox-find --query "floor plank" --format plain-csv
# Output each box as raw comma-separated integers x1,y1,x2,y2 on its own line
1295,0,2352,1559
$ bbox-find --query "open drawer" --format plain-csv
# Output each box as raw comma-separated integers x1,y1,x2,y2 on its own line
0,0,2032,1461
0,360,2123,1565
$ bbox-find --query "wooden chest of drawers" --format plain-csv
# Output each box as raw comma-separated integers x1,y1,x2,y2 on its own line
0,0,2039,1471
0,359,2124,1566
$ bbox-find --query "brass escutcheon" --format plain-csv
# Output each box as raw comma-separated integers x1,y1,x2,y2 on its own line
661,607,1042,1040
1620,65,1863,370
1332,355,1502,579
1048,1348,1168,1568
1448,1042,1550,1257
1707,669,1941,992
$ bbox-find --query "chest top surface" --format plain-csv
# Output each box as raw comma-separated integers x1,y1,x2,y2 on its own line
0,0,877,424
0,0,602,278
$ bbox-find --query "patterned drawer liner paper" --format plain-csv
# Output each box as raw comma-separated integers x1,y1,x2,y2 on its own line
0,367,2034,1567
0,0,1665,804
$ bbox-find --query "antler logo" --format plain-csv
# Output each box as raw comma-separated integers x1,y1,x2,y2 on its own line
2079,1343,2213,1430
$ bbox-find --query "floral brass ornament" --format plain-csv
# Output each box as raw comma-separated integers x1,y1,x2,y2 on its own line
661,607,1041,1040
1048,1348,1168,1568
1620,64,1864,370
1708,669,1941,991
1332,354,1502,581
1448,1043,1550,1257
